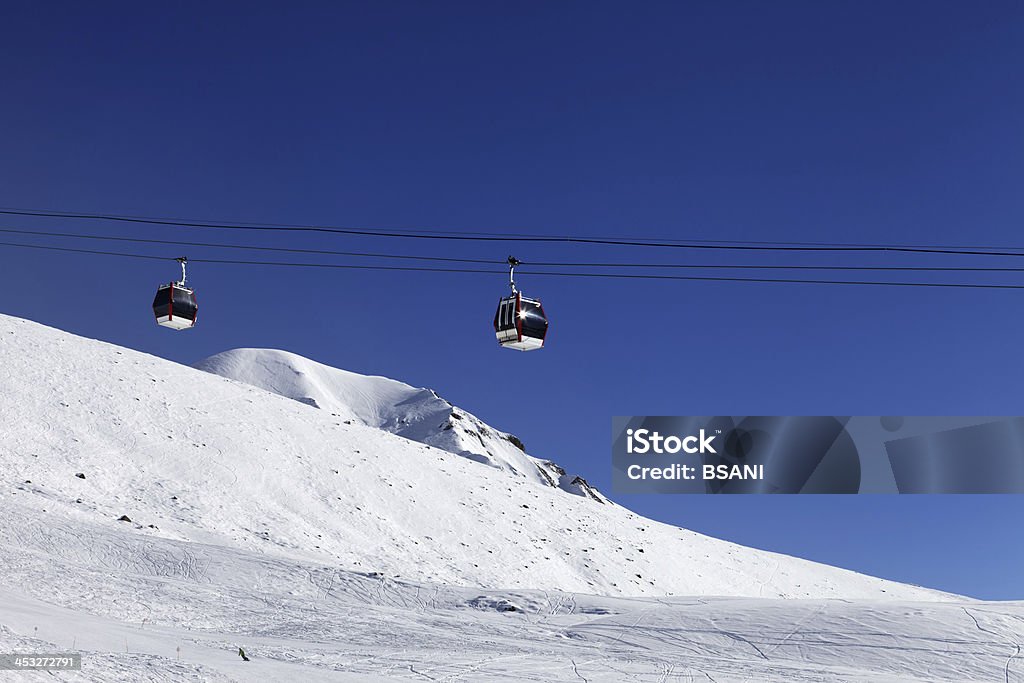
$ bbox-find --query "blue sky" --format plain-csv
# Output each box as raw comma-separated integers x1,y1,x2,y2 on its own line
2,1,1023,599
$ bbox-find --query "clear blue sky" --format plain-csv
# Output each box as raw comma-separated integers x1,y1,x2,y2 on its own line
2,1,1023,599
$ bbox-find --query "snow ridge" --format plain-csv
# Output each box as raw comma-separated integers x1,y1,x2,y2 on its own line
194,348,607,502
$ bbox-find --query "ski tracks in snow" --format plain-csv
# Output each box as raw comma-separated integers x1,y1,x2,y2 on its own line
964,607,1024,683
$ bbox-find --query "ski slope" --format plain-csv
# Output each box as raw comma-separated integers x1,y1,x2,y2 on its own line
0,312,1021,681
1,505,1022,682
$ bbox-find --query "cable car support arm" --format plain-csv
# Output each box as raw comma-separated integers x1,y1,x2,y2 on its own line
176,256,188,287
508,255,520,294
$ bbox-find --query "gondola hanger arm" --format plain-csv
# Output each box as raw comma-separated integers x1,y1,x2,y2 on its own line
508,255,520,293
176,256,188,286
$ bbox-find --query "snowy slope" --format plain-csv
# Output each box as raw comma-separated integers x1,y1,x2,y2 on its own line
3,312,1023,682
0,312,941,600
194,348,606,502
1,502,1020,682
0,502,1020,682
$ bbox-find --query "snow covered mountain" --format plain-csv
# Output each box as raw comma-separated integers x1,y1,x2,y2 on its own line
0,313,937,600
194,348,607,503
8,312,1024,682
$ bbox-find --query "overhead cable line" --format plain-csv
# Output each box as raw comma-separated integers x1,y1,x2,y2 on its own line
8,226,1024,272
3,207,1024,257
0,205,1013,251
5,239,1024,291
0,227,499,265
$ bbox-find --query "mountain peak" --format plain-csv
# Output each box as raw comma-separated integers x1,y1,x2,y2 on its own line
194,348,608,502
